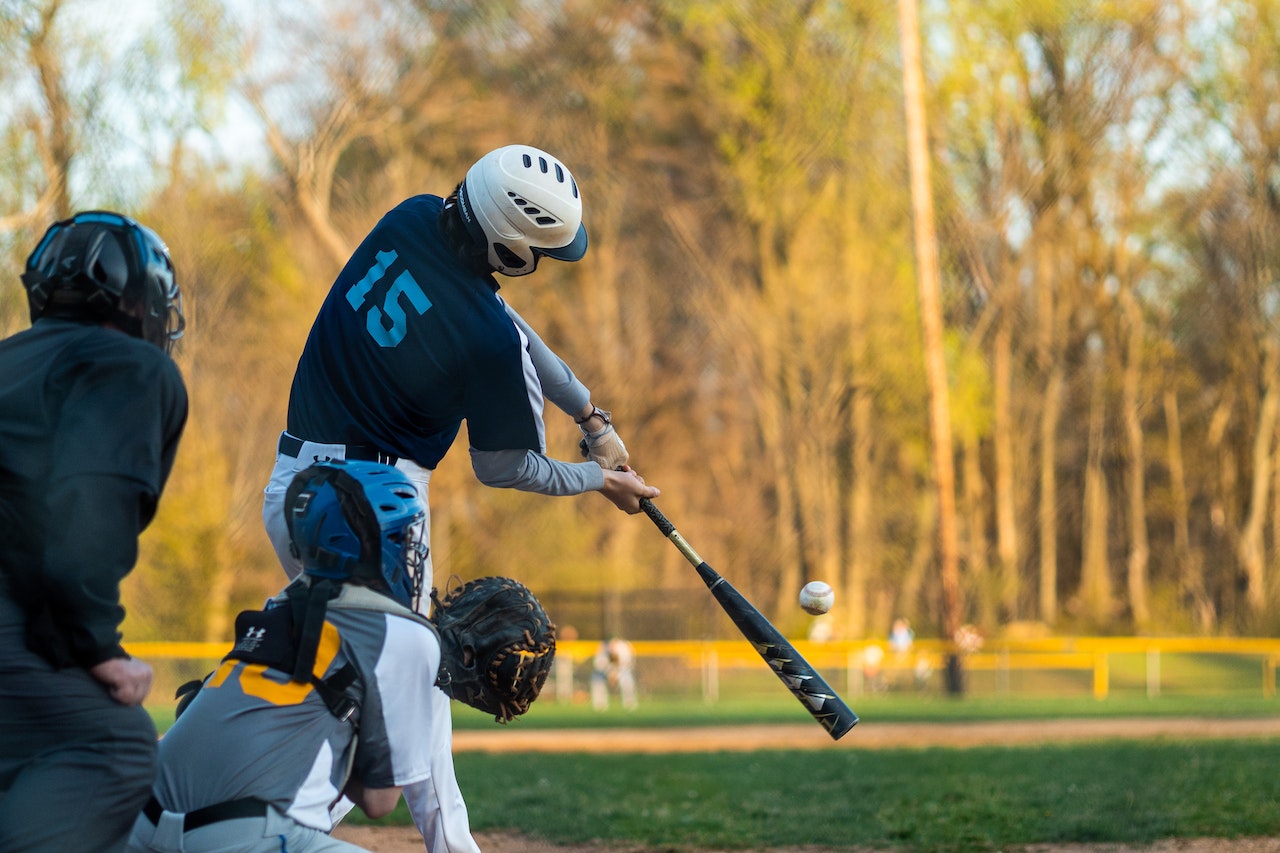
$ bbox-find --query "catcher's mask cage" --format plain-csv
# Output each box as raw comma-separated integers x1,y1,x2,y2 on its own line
21,210,185,353
285,459,427,612
454,144,588,276
431,577,557,723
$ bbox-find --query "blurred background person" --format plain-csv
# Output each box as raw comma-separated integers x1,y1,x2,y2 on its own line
590,636,637,712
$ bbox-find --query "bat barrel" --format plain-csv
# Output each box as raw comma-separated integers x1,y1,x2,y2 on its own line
639,499,859,741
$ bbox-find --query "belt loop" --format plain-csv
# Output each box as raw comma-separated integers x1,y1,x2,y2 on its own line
278,432,304,458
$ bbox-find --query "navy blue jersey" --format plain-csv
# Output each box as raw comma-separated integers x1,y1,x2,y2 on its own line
288,195,549,469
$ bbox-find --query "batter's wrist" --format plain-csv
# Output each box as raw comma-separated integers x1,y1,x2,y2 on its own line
575,405,611,427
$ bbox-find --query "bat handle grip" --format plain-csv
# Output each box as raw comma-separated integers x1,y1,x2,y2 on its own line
639,498,675,536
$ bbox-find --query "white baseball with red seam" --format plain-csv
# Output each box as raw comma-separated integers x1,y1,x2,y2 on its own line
799,581,834,615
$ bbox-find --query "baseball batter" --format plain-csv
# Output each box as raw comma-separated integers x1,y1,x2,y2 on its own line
263,143,659,593
0,211,188,852
260,144,656,849
132,461,556,853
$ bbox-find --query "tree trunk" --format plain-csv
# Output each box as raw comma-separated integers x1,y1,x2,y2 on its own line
1080,347,1114,625
1238,343,1279,614
846,388,874,638
993,310,1019,620
1120,289,1150,629
29,1,74,220
1163,387,1213,630
1039,364,1063,624
899,0,962,692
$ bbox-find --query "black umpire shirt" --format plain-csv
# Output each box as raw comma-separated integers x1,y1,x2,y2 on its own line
0,318,187,669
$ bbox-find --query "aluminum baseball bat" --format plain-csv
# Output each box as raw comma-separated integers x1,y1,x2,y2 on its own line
639,498,858,740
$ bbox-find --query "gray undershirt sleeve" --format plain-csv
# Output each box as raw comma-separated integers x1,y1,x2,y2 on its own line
470,448,606,495
503,302,591,416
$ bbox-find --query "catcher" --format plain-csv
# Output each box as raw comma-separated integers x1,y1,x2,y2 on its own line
127,460,556,853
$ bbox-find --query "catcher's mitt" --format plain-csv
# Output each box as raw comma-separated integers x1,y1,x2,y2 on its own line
431,576,556,723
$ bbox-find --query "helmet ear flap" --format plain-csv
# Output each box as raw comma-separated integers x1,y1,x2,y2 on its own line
492,243,531,272
22,276,51,320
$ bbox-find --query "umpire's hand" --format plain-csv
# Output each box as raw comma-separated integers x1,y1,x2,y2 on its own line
90,657,155,706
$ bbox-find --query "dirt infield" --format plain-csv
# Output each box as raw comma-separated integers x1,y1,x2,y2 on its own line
332,717,1280,852
333,825,1280,852
445,716,1280,752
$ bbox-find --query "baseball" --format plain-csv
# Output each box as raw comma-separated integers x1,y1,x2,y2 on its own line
799,581,834,615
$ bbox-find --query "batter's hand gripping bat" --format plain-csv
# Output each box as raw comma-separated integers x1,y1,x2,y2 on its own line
639,498,858,740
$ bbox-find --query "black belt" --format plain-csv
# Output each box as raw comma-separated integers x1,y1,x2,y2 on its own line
278,433,397,465
144,795,268,832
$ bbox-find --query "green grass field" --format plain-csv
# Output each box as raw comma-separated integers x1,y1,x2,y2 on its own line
332,694,1280,851
343,739,1280,851
148,661,1280,851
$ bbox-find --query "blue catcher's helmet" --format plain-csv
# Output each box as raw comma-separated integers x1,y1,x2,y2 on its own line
284,459,427,610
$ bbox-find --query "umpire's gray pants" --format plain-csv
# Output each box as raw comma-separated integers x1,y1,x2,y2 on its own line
126,803,368,852
0,648,157,853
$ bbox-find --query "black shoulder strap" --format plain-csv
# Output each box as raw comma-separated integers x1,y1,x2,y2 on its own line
290,578,338,684
223,580,359,724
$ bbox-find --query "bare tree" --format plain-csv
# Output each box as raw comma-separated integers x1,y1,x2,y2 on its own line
900,0,963,688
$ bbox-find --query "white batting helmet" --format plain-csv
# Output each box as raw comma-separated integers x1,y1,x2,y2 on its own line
455,145,588,276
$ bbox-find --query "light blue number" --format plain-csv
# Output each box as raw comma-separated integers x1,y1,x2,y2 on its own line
368,271,432,347
347,250,397,310
345,250,432,348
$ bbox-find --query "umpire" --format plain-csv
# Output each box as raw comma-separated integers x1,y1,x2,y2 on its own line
0,211,188,852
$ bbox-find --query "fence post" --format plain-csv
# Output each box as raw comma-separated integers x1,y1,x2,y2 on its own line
702,645,719,705
850,648,864,696
1093,652,1109,700
555,653,574,704
1146,648,1160,698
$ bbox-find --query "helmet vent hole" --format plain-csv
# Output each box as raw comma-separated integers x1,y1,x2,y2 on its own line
535,216,557,225
538,157,549,173
522,154,532,168
554,164,564,182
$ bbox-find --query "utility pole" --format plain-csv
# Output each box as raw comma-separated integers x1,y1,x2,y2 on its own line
897,0,964,693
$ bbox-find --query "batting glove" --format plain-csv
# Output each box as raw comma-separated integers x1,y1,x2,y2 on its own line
577,408,629,469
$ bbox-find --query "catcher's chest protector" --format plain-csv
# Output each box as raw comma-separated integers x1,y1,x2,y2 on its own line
223,580,439,724
226,592,359,723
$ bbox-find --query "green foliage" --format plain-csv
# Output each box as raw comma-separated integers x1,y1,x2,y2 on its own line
12,0,1280,643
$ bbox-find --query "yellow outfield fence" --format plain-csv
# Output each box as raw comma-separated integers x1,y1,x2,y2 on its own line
127,636,1280,705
